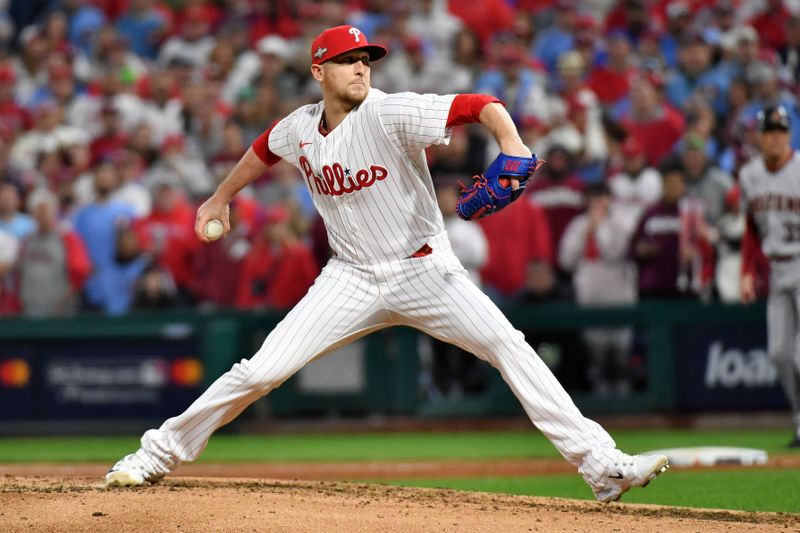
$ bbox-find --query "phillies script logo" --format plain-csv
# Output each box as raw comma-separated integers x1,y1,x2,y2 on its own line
299,156,388,196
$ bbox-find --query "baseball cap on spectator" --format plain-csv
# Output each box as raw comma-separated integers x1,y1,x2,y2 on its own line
574,14,596,31
681,133,707,152
679,29,708,47
735,26,758,45
0,65,14,83
666,1,690,19
166,55,194,69
404,37,424,55
584,182,611,197
310,25,388,65
746,61,778,85
757,105,791,132
183,5,209,24
19,25,43,46
557,50,585,75
257,35,291,62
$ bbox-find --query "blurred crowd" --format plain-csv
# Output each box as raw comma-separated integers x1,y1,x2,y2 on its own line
0,0,792,326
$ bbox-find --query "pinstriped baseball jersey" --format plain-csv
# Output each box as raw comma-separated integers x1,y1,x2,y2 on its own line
267,89,456,263
740,152,800,259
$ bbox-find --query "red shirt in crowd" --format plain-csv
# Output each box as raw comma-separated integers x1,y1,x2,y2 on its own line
133,195,198,291
528,174,585,256
478,198,553,297
620,105,685,167
236,241,319,310
587,65,637,107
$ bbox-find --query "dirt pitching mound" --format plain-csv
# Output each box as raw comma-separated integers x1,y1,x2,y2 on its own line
2,476,797,532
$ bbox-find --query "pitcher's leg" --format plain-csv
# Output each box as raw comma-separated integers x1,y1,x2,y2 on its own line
133,262,386,476
392,260,614,466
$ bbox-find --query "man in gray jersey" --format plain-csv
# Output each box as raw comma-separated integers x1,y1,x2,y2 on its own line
740,105,800,447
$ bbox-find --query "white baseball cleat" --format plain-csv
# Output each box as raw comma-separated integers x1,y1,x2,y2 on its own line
105,450,167,487
581,451,669,503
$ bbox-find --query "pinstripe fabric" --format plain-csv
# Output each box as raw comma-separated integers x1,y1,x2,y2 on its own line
136,89,617,476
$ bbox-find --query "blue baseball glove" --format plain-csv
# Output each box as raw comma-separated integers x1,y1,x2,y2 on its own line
455,152,541,220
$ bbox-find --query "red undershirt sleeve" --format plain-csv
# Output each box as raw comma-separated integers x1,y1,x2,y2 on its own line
250,120,282,166
446,94,504,128
741,213,761,278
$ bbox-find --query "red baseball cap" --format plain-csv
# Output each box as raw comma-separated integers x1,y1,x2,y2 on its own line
310,25,388,65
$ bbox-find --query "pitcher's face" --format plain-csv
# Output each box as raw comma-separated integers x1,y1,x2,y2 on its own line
313,51,371,107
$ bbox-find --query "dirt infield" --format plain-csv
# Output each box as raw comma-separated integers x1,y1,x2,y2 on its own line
2,475,798,532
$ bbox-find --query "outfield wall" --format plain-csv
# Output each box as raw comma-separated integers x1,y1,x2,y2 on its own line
0,300,786,427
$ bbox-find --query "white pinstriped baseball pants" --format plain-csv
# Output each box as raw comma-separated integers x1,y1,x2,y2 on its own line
141,233,615,470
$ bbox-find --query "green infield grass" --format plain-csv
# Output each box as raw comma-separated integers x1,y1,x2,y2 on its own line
375,470,800,513
0,429,797,463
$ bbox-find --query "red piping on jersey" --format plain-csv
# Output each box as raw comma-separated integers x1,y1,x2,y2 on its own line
446,94,504,128
251,120,282,166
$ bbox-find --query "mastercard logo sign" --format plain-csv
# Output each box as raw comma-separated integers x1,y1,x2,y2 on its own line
0,359,31,388
171,358,203,387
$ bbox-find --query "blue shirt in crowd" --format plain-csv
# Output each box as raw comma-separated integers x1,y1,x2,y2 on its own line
0,213,36,240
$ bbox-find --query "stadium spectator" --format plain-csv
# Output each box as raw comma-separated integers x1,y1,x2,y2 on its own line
72,161,141,314
664,31,731,116
158,5,216,69
17,188,90,317
0,228,18,315
630,158,698,299
11,25,51,105
528,144,585,258
89,101,127,165
110,150,151,219
531,1,576,73
133,176,196,299
133,264,180,310
587,30,637,109
10,100,89,176
0,181,35,240
740,60,800,150
714,185,745,303
0,65,31,139
448,0,514,46
617,72,685,167
749,0,790,51
478,197,553,301
559,183,637,395
143,134,213,201
607,136,662,233
407,0,463,60
679,133,734,225
436,181,488,286
115,0,169,60
475,40,549,125
193,200,252,309
236,204,318,310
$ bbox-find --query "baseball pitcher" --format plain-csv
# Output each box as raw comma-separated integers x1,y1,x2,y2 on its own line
740,105,800,448
105,25,669,502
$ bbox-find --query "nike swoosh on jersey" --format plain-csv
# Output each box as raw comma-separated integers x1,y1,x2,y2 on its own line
300,141,313,148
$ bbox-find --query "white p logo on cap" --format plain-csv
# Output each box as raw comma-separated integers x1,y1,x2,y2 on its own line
348,27,361,42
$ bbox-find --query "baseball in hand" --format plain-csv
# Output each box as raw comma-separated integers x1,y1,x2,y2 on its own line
203,219,224,240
